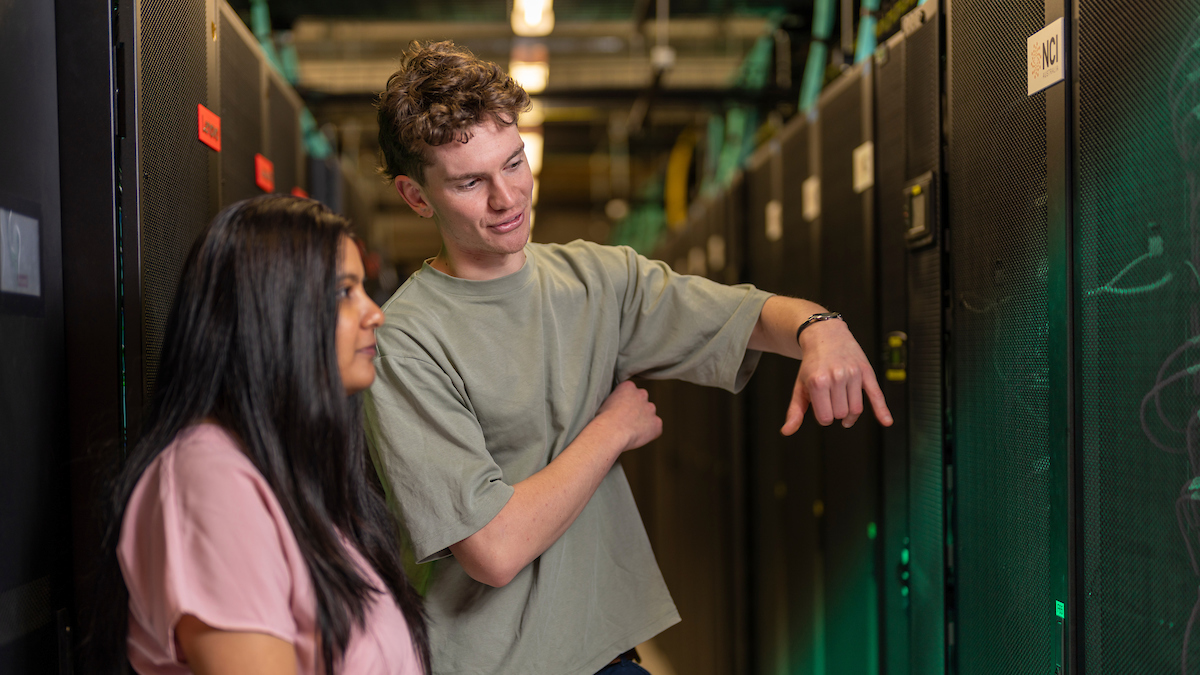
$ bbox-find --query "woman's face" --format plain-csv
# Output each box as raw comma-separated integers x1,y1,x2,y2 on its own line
335,237,384,396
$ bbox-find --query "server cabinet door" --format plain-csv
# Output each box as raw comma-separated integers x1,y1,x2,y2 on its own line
0,1,72,670
1075,2,1200,673
946,0,1063,672
816,64,882,675
901,3,948,674
873,28,912,675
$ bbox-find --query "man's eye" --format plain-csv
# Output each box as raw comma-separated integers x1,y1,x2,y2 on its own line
460,180,479,190
508,159,524,170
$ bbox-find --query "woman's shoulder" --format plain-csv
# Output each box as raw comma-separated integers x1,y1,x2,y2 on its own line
153,424,264,491
126,424,279,537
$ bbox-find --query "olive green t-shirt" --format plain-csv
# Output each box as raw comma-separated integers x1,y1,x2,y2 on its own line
365,240,771,675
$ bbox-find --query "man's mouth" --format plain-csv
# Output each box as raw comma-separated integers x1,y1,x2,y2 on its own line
490,211,524,233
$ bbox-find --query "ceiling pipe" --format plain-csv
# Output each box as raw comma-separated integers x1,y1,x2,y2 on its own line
854,0,882,63
799,0,835,112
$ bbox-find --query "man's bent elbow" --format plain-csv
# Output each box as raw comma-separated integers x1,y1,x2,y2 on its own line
460,558,520,587
451,540,522,587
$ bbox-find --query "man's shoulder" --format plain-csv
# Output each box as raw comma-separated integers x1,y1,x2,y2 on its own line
528,239,633,278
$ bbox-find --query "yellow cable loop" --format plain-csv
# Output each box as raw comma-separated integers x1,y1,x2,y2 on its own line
664,129,698,231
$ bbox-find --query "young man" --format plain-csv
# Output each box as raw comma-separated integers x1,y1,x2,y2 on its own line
366,41,892,675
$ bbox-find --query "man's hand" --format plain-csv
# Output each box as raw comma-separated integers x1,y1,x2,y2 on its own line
449,380,662,587
781,319,892,434
594,380,663,452
748,296,893,434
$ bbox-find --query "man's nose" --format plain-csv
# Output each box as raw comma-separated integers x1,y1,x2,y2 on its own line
490,176,519,211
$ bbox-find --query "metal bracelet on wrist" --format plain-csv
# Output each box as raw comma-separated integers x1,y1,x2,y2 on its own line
795,312,845,344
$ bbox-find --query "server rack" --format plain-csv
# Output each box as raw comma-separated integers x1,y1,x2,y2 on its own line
945,0,1069,672
744,137,794,675
872,25,911,675
119,0,220,430
266,67,305,197
1,0,73,670
815,62,882,675
746,113,831,675
1074,2,1200,673
898,3,949,674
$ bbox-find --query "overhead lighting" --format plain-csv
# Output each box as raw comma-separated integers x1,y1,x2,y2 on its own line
520,129,544,176
510,61,549,93
521,98,545,128
512,0,554,37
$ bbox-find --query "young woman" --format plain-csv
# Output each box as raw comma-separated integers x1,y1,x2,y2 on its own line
94,195,430,674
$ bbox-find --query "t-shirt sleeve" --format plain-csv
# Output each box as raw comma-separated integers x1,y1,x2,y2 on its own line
609,245,773,392
365,352,515,564
119,444,301,664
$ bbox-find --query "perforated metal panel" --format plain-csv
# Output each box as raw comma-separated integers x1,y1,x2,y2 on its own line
817,66,880,675
947,0,1054,672
1076,2,1200,673
219,7,263,206
746,120,825,675
777,116,824,675
136,0,215,398
266,72,300,195
874,29,912,675
902,5,946,674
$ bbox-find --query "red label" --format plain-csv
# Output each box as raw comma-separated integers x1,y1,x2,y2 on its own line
290,187,309,198
197,104,221,151
255,154,275,192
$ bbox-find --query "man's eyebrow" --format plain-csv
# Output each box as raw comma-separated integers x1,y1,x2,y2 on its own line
443,144,525,183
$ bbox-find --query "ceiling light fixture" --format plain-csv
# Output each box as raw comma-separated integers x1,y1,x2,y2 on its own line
512,0,554,37
520,129,544,176
510,61,549,93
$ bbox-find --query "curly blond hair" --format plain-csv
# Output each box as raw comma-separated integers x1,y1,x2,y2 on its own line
376,41,530,184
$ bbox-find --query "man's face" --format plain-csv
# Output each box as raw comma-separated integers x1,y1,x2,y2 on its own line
397,119,534,276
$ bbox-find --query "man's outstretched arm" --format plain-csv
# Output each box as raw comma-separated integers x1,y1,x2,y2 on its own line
449,381,662,588
748,295,893,433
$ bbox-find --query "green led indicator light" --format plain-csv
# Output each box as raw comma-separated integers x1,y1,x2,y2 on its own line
901,587,909,597
900,548,910,565
867,522,877,539
1056,601,1065,618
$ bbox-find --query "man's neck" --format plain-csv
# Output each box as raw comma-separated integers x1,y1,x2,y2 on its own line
430,247,527,281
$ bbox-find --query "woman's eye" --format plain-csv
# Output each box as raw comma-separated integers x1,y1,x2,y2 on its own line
336,286,352,300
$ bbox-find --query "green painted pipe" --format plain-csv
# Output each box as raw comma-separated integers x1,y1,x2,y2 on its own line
854,0,881,63
800,0,836,111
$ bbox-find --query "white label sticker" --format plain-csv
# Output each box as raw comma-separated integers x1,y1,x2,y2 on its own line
853,141,875,194
1027,18,1065,96
765,200,783,242
802,177,820,222
1,208,41,297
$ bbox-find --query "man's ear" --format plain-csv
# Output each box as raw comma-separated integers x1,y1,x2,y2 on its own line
395,175,432,218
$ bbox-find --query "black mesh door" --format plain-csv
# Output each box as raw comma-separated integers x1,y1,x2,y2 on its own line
1075,2,1200,672
218,5,263,207
946,0,1055,672
817,64,881,675
133,0,217,402
266,71,300,196
902,3,946,673
874,27,911,675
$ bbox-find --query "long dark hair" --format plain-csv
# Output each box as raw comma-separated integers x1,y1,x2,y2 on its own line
91,195,430,673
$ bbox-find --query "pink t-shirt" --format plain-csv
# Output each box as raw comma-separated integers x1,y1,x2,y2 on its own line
118,424,423,674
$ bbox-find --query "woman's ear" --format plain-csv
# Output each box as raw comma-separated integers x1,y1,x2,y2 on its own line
395,176,433,219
